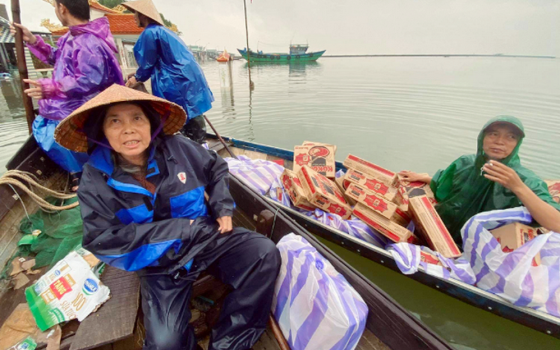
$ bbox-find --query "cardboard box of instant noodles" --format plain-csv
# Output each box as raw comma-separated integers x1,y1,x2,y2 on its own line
294,145,336,178
353,203,419,244
409,196,461,258
334,175,356,206
344,168,398,201
490,223,541,266
343,154,397,187
280,169,316,211
299,166,352,220
345,183,397,219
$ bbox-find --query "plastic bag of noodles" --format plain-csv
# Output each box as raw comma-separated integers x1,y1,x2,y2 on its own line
272,233,368,350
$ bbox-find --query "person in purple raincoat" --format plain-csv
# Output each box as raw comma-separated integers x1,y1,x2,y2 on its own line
12,0,123,190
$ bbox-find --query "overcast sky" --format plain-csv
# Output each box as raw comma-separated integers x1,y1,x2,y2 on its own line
2,0,559,56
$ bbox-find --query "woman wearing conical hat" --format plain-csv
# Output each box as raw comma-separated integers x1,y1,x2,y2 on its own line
55,84,280,350
122,0,214,145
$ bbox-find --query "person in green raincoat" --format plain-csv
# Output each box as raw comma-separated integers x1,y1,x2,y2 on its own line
400,116,560,246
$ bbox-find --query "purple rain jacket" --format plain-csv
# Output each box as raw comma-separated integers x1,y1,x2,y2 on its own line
27,17,124,121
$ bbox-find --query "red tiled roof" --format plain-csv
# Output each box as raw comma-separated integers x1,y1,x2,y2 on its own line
105,14,143,35
51,14,142,36
90,2,120,14
51,28,68,36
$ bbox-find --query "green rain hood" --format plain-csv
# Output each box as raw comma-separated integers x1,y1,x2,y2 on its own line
429,115,560,246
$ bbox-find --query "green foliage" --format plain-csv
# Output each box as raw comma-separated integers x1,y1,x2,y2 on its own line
98,0,126,8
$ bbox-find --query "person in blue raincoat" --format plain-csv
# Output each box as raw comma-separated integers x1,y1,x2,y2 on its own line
123,0,214,145
12,0,123,190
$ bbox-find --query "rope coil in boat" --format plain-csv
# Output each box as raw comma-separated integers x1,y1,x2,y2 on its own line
0,170,78,211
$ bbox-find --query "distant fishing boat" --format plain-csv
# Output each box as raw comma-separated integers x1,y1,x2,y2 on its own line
216,50,231,63
238,44,326,62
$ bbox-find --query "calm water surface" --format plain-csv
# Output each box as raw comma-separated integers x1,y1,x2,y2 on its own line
0,57,559,349
203,57,560,180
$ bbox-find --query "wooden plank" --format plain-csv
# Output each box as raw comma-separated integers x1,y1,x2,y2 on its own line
356,328,391,350
253,328,282,350
69,267,140,350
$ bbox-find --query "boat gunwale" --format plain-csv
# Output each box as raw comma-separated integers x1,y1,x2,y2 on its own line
211,134,560,337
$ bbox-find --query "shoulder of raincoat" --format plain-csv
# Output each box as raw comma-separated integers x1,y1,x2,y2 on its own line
429,116,560,245
77,135,233,275
35,18,124,121
133,24,214,119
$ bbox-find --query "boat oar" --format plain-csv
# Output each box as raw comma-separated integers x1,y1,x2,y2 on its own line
11,0,35,134
202,115,238,160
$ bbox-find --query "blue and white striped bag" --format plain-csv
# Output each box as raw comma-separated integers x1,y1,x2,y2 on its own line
388,207,560,317
272,234,368,350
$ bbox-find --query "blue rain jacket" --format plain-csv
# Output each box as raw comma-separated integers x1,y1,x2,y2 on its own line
77,135,233,275
134,24,214,120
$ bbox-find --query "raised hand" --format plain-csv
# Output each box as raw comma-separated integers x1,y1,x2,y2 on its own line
23,79,43,100
11,23,37,45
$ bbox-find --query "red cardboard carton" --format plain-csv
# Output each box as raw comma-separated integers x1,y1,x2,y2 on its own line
420,251,442,266
294,145,336,178
343,154,397,186
394,174,436,210
334,175,356,206
409,196,461,258
344,169,398,201
490,223,541,266
303,141,338,154
546,180,560,204
299,166,352,220
392,207,412,227
345,183,397,219
280,169,316,211
353,203,418,244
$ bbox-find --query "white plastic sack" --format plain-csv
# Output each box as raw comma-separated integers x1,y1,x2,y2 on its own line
272,233,368,350
388,207,560,317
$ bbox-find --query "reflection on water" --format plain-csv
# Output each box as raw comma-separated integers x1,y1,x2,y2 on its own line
201,57,560,180
0,79,28,170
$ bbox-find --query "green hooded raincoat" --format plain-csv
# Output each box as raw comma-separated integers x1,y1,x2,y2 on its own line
429,116,560,246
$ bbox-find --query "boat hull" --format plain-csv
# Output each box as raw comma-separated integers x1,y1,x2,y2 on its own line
237,49,326,62
208,134,560,339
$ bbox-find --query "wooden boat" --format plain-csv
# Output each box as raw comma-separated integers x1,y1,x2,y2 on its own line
238,44,326,63
0,136,452,349
208,134,560,342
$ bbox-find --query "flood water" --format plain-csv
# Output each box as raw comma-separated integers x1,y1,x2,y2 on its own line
0,57,559,349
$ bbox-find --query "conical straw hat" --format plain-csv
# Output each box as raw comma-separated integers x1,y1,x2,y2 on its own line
54,84,187,153
122,0,164,26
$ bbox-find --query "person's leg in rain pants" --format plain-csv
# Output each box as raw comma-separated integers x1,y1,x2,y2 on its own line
141,228,281,350
180,115,207,145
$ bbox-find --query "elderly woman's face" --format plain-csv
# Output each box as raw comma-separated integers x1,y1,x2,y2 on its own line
482,123,520,161
103,103,152,163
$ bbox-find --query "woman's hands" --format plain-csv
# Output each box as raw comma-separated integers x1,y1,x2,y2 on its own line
126,76,138,88
216,216,233,234
398,171,432,184
482,160,524,193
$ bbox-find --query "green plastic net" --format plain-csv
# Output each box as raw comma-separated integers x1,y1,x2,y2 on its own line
18,197,83,269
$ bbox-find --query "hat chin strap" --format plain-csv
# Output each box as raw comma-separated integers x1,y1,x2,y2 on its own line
88,138,113,150
150,111,170,142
